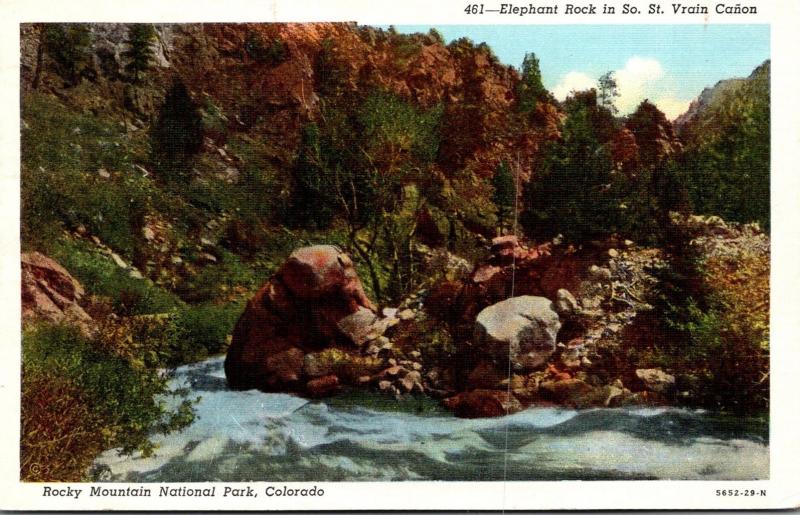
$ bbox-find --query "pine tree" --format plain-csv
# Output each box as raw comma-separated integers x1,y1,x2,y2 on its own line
150,79,204,181
492,160,515,232
517,52,548,114
43,24,92,86
123,24,157,84
597,71,620,114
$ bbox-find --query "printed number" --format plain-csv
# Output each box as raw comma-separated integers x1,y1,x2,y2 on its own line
716,490,767,497
464,4,484,14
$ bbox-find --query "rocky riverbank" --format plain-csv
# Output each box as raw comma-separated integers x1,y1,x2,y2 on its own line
223,214,767,418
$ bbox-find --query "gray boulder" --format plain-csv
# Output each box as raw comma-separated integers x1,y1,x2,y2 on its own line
474,296,561,372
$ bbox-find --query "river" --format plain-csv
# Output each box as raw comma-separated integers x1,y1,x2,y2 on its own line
92,356,768,481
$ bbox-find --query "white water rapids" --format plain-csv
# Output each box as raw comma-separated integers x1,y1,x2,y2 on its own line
92,356,768,481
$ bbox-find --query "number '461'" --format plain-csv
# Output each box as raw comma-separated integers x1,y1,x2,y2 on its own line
465,4,484,14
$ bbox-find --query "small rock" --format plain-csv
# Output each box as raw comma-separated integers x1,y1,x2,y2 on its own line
198,252,218,264
128,269,144,280
411,362,423,371
388,358,397,366
589,265,612,282
623,239,634,247
608,248,619,258
110,252,128,269
636,368,676,393
76,224,87,236
580,356,592,366
142,227,156,241
378,380,393,392
398,309,415,321
97,168,111,179
200,237,213,246
382,307,398,318
170,255,183,265
555,288,580,316
357,375,371,386
306,375,340,398
409,350,421,359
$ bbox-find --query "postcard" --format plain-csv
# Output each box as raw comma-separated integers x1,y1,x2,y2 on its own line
1,0,799,510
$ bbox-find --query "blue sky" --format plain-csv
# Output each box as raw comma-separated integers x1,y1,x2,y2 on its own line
391,25,769,118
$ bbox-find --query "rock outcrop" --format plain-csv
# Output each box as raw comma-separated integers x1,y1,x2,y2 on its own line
224,245,375,391
21,252,95,336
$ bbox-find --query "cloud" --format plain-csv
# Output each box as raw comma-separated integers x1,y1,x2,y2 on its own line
552,71,597,102
653,96,692,120
549,56,692,119
614,57,664,114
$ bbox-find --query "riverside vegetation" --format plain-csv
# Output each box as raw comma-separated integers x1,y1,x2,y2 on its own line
19,23,769,481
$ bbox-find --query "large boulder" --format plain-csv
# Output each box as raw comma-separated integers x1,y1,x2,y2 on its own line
224,245,375,391
474,296,561,372
21,252,95,336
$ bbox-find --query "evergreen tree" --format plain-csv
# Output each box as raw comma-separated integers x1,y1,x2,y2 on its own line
521,101,618,242
492,160,515,232
150,79,204,181
597,71,620,114
517,52,548,114
43,24,92,86
123,24,157,83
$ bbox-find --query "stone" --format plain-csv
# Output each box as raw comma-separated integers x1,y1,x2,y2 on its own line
337,308,380,346
554,288,580,316
97,168,111,178
539,379,604,408
128,269,144,280
170,255,183,265
378,380,393,392
110,252,128,269
142,226,156,241
303,353,332,378
198,252,218,264
442,389,522,418
398,309,415,321
225,245,375,391
589,265,612,282
21,252,95,336
635,368,676,393
382,307,398,319
608,248,619,258
466,360,505,390
306,375,340,397
474,296,561,372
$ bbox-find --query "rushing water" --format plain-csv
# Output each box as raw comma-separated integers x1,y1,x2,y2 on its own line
92,356,768,481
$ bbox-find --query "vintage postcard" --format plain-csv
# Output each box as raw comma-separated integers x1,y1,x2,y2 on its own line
1,0,799,511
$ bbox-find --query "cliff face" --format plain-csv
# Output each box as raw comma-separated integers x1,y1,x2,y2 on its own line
21,23,558,179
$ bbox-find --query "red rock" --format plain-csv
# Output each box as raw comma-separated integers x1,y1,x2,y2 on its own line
225,245,375,391
21,252,94,336
539,379,603,408
466,360,505,390
442,389,522,418
306,374,340,397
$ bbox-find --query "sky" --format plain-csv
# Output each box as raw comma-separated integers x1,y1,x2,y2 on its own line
391,25,770,119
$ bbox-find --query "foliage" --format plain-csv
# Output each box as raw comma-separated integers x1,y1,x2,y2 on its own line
123,24,157,83
521,98,619,242
43,24,92,85
491,161,516,232
517,52,549,114
20,93,155,257
51,239,182,315
21,372,103,481
22,324,196,462
243,31,287,65
649,223,769,413
597,71,620,114
681,62,770,230
150,79,204,181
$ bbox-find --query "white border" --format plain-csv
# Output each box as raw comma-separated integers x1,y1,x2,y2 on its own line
1,0,799,510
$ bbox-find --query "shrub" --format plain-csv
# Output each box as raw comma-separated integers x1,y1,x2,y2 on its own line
20,372,103,481
22,323,196,471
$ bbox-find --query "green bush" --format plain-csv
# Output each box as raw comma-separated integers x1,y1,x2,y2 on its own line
22,324,196,458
